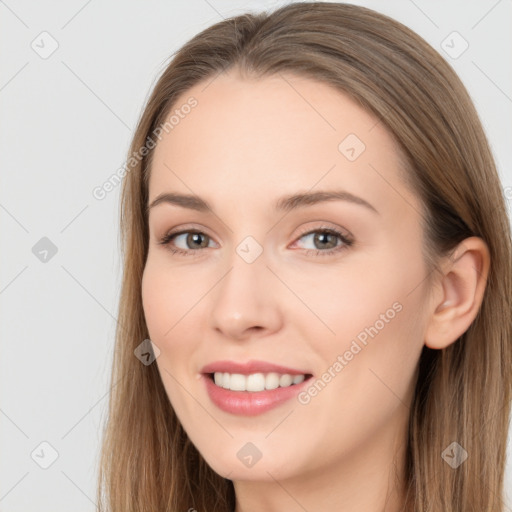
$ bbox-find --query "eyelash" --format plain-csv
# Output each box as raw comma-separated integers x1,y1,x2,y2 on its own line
157,224,354,258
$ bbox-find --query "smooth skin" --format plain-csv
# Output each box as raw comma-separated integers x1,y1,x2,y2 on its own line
141,70,489,512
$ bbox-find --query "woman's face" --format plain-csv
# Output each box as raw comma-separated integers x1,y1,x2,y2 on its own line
142,71,432,484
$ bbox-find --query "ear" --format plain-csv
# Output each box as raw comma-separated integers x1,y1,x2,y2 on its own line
424,237,490,350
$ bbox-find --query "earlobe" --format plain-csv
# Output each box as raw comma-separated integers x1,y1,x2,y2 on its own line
424,237,490,350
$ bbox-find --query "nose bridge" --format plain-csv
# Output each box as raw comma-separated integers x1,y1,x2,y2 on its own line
210,234,281,338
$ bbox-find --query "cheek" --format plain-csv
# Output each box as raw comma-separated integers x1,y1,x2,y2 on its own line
336,255,426,394
290,261,415,356
309,241,427,379
141,258,205,375
142,261,199,414
295,275,425,455
141,262,169,340
141,257,195,341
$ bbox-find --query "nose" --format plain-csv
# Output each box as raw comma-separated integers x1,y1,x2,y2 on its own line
209,248,282,341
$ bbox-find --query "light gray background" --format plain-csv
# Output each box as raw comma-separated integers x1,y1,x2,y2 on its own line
1,1,511,510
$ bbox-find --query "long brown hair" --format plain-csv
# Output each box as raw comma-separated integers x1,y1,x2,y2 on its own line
97,3,512,510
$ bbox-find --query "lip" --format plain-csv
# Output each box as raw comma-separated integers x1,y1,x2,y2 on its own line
200,360,313,416
202,375,312,416
201,359,309,375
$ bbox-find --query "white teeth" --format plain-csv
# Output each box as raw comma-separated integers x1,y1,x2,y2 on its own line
292,374,305,384
265,372,280,390
212,372,307,392
246,373,265,392
279,374,293,387
229,373,246,391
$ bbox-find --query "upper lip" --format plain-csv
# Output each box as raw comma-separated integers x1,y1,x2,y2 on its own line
201,360,311,376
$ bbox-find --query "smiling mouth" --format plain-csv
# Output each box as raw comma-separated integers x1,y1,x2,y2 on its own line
206,372,313,392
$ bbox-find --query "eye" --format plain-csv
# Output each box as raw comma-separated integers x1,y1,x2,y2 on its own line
157,224,354,258
292,225,353,257
158,229,216,257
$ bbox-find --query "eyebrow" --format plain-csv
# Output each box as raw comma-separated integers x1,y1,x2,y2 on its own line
147,189,379,215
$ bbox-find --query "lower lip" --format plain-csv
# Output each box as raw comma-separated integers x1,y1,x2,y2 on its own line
202,374,311,416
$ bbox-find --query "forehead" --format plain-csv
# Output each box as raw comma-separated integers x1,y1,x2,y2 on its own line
148,71,418,219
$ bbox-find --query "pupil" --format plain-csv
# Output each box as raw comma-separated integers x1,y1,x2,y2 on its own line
316,232,335,249
190,233,207,248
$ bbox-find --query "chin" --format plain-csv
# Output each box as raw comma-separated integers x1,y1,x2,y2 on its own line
194,438,302,482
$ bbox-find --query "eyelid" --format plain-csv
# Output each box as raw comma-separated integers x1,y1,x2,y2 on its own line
159,223,219,242
157,221,354,257
293,221,353,241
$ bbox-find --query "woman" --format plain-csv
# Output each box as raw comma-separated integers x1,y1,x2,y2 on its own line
97,3,512,511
